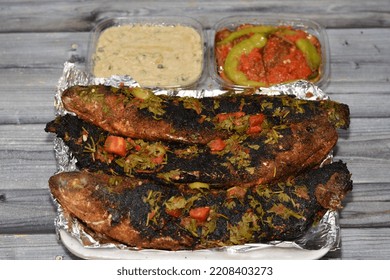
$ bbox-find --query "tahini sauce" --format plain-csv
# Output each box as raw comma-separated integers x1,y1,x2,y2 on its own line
92,24,203,88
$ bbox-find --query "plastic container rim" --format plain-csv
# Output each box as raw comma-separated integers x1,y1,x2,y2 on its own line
86,15,207,89
208,15,330,90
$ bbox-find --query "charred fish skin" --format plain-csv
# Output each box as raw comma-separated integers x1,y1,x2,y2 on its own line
48,161,352,250
61,85,350,144
46,113,338,187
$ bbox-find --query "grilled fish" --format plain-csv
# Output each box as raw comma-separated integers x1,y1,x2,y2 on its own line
46,113,340,187
49,161,352,250
61,85,349,145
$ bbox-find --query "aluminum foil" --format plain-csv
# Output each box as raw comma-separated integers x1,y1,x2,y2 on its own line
51,62,340,257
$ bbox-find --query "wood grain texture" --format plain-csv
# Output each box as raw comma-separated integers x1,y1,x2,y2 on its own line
1,0,390,32
0,189,56,234
1,228,390,259
0,0,389,260
0,234,81,260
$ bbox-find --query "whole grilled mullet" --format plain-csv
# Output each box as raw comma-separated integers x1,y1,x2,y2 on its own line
49,161,352,250
46,113,340,187
61,85,349,145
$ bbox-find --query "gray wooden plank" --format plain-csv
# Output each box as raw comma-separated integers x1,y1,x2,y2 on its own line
0,189,56,234
0,180,389,234
341,201,390,228
1,228,389,259
340,184,390,228
0,0,390,32
2,29,390,68
0,29,390,125
0,124,55,152
333,118,390,185
0,157,57,190
0,33,88,69
0,116,389,190
327,92,390,118
339,228,390,259
0,68,65,125
1,29,390,72
0,124,57,190
0,233,80,260
0,183,390,234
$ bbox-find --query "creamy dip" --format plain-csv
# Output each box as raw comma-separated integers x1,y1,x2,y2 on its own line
92,24,203,88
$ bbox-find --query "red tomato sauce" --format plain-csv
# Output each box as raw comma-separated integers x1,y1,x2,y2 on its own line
263,36,312,85
239,48,267,83
215,25,321,87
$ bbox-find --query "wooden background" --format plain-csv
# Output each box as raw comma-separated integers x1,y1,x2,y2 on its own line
1,0,390,260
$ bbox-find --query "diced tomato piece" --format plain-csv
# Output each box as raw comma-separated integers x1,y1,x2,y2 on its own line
227,186,247,199
147,211,156,220
247,114,265,134
151,154,165,164
249,114,265,126
104,135,127,157
208,138,227,152
247,126,262,134
189,207,210,223
216,111,246,122
165,208,182,218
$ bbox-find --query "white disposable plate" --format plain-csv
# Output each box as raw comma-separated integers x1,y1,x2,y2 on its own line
59,229,331,260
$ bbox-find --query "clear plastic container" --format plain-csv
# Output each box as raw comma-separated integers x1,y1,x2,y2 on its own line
209,16,330,89
87,16,206,89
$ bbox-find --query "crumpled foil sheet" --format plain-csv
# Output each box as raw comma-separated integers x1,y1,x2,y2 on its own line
51,62,340,255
